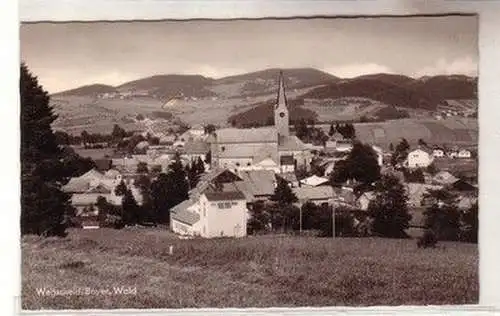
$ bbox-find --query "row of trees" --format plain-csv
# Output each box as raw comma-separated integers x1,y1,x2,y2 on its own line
328,122,356,139
295,119,329,145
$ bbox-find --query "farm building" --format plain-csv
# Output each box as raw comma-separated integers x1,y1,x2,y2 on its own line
236,169,277,202
405,148,434,169
181,139,210,165
405,183,443,208
458,149,472,159
170,168,249,238
432,148,445,158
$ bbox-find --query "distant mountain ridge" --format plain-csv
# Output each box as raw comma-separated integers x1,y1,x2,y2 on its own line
52,68,477,111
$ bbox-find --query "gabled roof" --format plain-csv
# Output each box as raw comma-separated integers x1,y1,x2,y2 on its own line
433,171,459,185
238,170,276,197
254,156,278,167
170,200,200,226
293,186,334,201
215,127,277,143
204,191,246,201
409,148,433,155
300,175,329,187
79,169,107,181
217,143,278,160
190,168,242,198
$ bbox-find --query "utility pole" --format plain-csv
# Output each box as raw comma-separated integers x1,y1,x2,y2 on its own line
332,205,335,238
299,206,302,235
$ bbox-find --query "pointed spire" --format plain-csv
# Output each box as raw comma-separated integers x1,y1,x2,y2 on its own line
276,70,287,109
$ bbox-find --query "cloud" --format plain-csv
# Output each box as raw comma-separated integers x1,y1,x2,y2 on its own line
323,63,395,79
414,56,478,77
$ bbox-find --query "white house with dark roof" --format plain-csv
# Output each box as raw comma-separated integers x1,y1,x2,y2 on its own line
170,168,249,238
405,148,434,169
209,71,312,173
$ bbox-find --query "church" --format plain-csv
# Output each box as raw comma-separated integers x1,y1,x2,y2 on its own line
209,71,312,174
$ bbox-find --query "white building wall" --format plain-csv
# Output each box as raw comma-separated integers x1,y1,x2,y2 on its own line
200,194,248,238
407,150,434,168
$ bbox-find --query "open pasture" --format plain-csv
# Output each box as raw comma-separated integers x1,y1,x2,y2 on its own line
22,227,478,309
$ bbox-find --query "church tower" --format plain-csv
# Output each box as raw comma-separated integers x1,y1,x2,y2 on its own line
274,70,289,138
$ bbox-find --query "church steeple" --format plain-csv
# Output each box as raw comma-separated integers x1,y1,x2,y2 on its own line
276,70,287,109
274,70,289,138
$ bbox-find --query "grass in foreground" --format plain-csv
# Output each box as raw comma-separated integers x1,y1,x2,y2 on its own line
22,227,478,309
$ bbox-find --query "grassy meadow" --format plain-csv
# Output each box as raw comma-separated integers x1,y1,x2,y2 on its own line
22,227,478,309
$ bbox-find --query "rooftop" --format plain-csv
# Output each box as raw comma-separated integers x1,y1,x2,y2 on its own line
215,127,278,144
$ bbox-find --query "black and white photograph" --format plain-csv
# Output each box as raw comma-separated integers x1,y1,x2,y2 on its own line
19,13,479,310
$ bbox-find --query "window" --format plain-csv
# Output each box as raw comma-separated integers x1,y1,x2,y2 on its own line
247,162,251,166
221,146,225,152
235,162,240,167
217,202,232,209
224,202,231,208
203,208,206,217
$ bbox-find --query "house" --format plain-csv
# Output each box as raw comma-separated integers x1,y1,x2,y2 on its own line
356,191,376,211
279,155,295,173
170,168,249,238
432,148,445,158
62,169,124,228
299,175,329,187
182,140,210,165
458,149,472,159
293,186,334,206
405,148,434,169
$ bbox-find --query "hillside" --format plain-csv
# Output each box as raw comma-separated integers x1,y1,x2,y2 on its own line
117,74,216,99
300,74,476,111
227,98,317,128
52,84,118,97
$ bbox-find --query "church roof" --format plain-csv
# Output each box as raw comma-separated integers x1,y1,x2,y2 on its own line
215,127,277,143
217,143,278,160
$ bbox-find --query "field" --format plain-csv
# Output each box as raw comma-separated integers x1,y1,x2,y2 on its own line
318,117,478,150
22,228,478,309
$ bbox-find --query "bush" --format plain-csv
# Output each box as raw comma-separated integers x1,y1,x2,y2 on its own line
100,214,125,229
417,229,438,248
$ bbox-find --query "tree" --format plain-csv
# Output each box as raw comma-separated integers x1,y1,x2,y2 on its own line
347,142,381,185
270,178,299,232
423,188,461,241
295,119,309,140
391,138,410,166
330,160,350,186
121,189,140,225
460,202,478,243
114,180,128,196
136,162,149,174
247,201,271,234
367,174,411,238
111,124,127,141
205,150,212,166
204,124,217,135
21,63,72,237
418,138,428,147
81,130,90,147
270,178,298,207
328,124,336,137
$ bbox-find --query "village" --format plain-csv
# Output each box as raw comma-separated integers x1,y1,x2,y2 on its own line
60,71,478,242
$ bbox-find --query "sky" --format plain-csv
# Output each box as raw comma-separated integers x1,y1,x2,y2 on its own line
20,15,478,94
